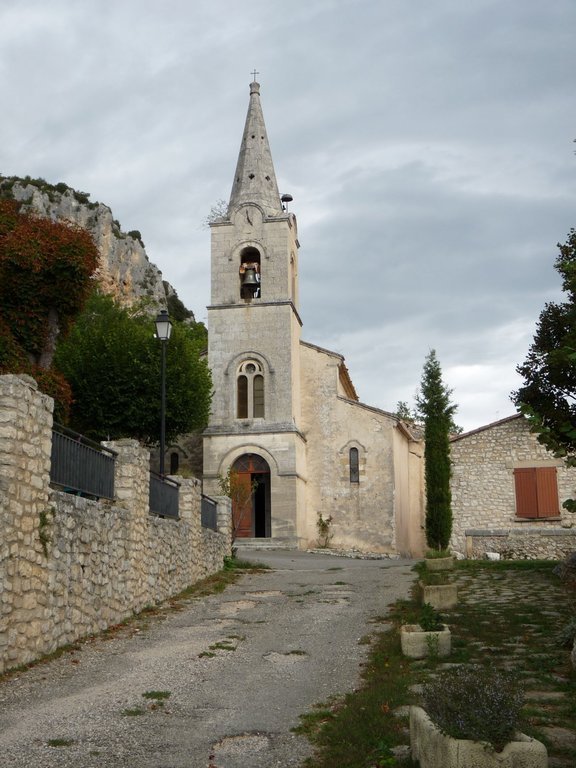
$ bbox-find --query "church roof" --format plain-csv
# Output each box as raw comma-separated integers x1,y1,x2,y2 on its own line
228,81,283,218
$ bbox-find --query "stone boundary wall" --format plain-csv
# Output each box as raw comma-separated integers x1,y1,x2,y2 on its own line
464,528,576,560
0,375,231,674
450,415,576,560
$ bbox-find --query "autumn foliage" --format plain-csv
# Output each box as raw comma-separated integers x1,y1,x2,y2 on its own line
0,198,98,364
0,198,98,418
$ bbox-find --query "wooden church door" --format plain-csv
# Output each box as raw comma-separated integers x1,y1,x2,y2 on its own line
231,454,271,538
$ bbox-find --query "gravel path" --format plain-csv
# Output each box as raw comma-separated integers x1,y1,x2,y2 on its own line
0,550,415,768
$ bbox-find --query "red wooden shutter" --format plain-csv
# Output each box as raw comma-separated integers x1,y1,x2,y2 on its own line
535,467,559,518
514,468,538,518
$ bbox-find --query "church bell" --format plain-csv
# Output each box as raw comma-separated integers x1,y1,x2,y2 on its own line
241,267,259,288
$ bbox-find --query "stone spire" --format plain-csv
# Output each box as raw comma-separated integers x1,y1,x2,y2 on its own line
228,81,283,217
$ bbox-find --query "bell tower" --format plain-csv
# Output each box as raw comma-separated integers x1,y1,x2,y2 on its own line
202,80,306,546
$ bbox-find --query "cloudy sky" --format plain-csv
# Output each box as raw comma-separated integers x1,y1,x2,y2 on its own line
1,0,574,432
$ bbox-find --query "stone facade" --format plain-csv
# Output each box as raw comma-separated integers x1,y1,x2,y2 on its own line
0,375,230,674
202,81,425,556
299,342,425,555
450,415,576,559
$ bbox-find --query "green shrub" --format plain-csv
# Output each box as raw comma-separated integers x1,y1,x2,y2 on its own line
423,664,524,751
425,548,452,559
316,512,333,548
418,602,444,631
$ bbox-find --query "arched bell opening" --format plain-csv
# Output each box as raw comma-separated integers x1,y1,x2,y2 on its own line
231,453,271,538
239,247,261,300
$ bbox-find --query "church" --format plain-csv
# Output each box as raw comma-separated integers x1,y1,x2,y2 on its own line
201,80,425,557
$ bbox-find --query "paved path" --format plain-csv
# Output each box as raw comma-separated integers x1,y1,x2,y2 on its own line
0,550,416,768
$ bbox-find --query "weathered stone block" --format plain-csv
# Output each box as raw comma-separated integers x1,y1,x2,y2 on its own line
410,706,548,768
401,624,451,659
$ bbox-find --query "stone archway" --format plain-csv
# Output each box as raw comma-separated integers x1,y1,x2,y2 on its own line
231,453,271,538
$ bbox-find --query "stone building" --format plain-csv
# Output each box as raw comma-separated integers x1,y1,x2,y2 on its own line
450,414,576,559
201,81,425,556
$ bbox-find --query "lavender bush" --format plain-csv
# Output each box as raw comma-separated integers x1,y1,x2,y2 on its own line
422,664,524,751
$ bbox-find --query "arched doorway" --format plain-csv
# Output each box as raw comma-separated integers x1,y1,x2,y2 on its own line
231,454,271,538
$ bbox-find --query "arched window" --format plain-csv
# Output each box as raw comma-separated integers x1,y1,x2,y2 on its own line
237,360,265,418
170,452,179,475
349,447,359,483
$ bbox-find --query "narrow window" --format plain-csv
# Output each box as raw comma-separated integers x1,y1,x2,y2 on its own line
237,375,248,418
514,467,559,518
253,374,264,417
237,361,264,419
350,447,359,483
170,452,179,475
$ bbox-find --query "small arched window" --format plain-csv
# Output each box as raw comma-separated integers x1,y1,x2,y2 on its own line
349,447,359,483
170,452,180,475
237,360,265,419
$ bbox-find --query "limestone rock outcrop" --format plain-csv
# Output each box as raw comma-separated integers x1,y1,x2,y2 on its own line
0,176,189,316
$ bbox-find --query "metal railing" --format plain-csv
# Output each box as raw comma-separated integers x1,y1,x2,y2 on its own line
50,424,116,500
201,494,218,531
149,473,180,519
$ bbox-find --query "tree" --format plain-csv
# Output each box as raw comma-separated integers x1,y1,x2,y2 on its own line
513,228,576,511
0,198,98,420
202,198,228,228
217,467,258,545
394,400,418,423
394,398,462,435
416,350,458,551
54,292,212,443
0,198,98,369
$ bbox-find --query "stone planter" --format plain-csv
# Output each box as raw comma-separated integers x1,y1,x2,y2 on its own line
419,581,458,610
425,555,455,572
410,706,548,768
400,624,451,659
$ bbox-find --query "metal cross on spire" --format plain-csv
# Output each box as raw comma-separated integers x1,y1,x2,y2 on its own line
251,69,260,82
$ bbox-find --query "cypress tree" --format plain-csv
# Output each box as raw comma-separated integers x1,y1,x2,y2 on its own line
416,349,458,552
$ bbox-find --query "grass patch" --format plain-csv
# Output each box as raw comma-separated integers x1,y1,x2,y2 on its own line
47,738,75,747
223,555,270,571
142,690,171,700
209,641,236,651
298,559,576,768
121,706,146,716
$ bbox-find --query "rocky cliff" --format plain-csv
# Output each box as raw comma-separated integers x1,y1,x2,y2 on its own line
0,175,192,318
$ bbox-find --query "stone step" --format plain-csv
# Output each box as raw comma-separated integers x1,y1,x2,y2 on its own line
235,537,297,551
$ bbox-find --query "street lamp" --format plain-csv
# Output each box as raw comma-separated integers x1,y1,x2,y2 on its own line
155,308,172,477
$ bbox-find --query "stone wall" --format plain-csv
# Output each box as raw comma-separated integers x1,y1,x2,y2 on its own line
450,415,576,559
0,375,231,674
299,343,425,555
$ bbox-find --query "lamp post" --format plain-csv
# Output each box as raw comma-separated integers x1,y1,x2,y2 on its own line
155,309,172,477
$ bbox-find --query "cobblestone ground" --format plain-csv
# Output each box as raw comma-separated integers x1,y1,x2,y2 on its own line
445,565,576,768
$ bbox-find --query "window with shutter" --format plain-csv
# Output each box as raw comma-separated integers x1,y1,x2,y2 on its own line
513,467,559,518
